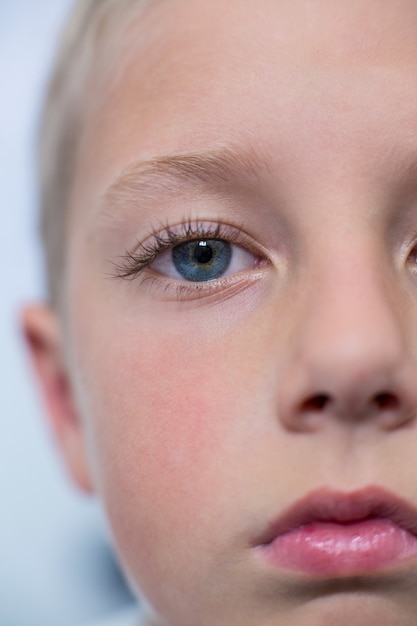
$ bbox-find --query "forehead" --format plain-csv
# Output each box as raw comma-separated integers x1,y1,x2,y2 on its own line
102,0,417,97
123,0,417,60
72,0,417,218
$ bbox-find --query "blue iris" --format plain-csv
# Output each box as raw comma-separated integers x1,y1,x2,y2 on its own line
172,239,232,281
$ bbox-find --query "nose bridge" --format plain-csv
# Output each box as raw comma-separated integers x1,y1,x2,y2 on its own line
279,236,416,431
303,246,401,378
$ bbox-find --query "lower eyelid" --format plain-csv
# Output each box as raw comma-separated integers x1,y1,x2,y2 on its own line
138,269,267,303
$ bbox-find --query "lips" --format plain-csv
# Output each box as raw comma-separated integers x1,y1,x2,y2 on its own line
256,487,417,576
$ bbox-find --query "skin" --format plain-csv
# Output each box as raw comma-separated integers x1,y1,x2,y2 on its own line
24,0,417,623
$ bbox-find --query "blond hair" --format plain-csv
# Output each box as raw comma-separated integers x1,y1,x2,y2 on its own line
39,0,149,305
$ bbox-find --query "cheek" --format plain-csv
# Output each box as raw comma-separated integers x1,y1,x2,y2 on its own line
97,328,229,492
70,301,263,596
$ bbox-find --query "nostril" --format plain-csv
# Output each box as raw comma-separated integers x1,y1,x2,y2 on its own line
301,393,331,412
373,391,399,411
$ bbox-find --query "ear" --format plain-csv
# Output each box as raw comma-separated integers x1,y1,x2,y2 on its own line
22,305,94,494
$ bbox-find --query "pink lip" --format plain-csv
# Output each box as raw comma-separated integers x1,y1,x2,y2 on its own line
256,487,417,576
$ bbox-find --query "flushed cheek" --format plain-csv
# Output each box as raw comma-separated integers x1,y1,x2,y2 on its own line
74,309,263,597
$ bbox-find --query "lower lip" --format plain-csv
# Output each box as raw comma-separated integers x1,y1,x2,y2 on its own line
260,519,417,576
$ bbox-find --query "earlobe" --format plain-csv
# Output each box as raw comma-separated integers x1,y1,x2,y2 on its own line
22,305,94,494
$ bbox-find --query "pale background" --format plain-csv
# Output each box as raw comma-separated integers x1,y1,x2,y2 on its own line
0,2,134,624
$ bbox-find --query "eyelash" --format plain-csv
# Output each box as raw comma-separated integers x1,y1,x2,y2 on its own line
112,220,248,281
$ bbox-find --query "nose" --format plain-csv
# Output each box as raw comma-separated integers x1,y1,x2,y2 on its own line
278,253,417,433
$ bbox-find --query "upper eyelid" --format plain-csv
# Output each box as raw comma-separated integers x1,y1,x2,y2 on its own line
137,221,246,259
150,221,240,243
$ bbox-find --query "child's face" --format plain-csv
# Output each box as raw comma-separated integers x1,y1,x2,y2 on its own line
28,0,417,624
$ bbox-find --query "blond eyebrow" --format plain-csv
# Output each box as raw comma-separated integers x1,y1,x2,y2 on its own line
101,145,266,210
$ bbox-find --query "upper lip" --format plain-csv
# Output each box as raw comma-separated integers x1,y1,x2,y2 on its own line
257,486,417,545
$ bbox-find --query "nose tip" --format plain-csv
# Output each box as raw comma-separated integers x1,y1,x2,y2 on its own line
281,365,417,433
278,305,417,433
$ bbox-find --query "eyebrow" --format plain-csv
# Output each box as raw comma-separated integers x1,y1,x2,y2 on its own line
101,145,267,212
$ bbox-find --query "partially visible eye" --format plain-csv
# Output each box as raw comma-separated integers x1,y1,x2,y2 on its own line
407,244,417,269
151,238,259,282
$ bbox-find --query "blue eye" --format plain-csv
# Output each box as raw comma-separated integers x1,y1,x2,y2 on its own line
172,240,232,281
150,237,258,282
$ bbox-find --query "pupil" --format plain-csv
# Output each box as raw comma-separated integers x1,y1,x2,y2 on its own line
193,242,213,265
